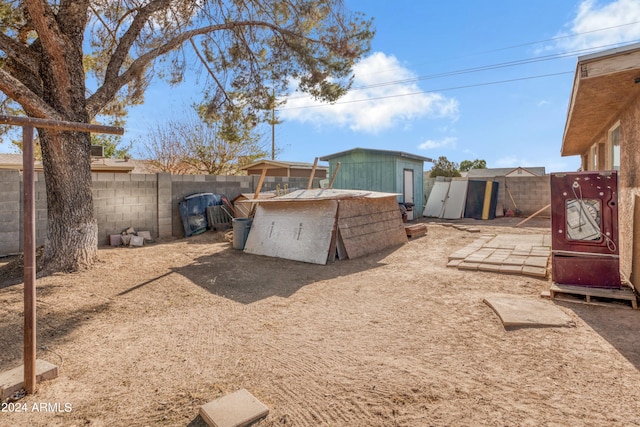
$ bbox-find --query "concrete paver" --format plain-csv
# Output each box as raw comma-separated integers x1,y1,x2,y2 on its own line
484,295,575,329
448,233,551,279
199,389,269,427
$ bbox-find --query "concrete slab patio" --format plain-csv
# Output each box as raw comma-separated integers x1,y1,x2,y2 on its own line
448,234,551,278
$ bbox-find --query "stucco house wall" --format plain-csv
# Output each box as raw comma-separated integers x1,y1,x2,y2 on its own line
565,48,640,285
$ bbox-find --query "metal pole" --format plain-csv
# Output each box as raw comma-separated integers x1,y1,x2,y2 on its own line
22,125,36,393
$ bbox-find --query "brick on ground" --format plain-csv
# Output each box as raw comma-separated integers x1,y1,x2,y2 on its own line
524,256,549,268
458,261,480,271
522,266,548,278
500,264,523,274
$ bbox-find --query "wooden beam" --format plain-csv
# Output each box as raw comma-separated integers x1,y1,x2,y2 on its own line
328,161,341,189
22,125,36,394
250,165,268,217
307,157,318,190
0,115,123,135
515,204,551,227
0,115,122,396
253,165,268,200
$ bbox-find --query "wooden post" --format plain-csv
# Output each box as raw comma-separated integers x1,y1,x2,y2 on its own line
23,125,36,394
253,165,268,200
0,115,123,396
328,161,341,189
250,165,268,217
307,157,319,190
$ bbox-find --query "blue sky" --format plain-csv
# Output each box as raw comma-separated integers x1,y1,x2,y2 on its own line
3,0,640,173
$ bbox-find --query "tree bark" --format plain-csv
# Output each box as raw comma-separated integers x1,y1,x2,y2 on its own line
39,128,97,273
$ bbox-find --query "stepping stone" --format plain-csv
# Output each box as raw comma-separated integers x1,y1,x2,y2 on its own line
524,256,549,268
0,359,58,400
483,295,575,329
458,261,480,271
447,259,463,268
502,255,528,266
478,263,502,273
200,389,269,427
522,266,548,278
500,264,523,274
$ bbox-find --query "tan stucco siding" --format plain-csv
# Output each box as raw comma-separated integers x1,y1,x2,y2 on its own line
619,94,640,285
575,93,640,284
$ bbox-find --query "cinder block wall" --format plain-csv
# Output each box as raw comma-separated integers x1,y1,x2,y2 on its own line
495,176,551,216
92,173,159,244
421,175,551,217
0,171,324,256
0,170,22,255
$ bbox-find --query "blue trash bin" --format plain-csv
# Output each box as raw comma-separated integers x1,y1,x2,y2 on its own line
232,218,252,250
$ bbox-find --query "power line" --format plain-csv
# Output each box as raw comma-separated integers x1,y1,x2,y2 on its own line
278,18,640,107
280,71,574,111
284,38,640,104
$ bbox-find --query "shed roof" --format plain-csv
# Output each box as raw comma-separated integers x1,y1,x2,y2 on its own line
562,42,640,156
0,153,155,173
320,147,433,163
466,167,545,178
237,188,399,203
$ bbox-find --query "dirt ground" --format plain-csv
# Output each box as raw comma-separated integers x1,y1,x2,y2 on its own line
1,217,640,427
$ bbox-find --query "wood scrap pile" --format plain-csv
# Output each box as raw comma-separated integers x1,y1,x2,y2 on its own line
239,189,408,264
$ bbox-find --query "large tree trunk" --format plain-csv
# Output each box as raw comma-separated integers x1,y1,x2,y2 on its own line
39,127,98,273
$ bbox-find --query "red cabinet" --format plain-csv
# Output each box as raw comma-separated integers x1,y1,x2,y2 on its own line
550,171,621,288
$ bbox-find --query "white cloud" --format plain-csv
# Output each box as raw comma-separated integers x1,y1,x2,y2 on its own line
279,52,459,133
554,0,640,52
418,137,457,150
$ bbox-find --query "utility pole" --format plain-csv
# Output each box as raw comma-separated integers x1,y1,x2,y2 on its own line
271,103,275,160
268,89,282,160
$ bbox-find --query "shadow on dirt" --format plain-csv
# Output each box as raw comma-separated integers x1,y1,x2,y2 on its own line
556,300,640,372
170,244,399,305
186,415,209,427
0,289,111,371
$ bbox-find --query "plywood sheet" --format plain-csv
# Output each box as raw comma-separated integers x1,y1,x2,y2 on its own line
244,200,338,265
338,197,407,259
442,180,468,219
424,181,450,217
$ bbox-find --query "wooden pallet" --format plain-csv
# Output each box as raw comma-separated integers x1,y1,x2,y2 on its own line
405,223,427,238
550,283,638,309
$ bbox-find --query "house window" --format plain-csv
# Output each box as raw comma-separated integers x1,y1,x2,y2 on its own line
609,123,620,171
591,144,598,170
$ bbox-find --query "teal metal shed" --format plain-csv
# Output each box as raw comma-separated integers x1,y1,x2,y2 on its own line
320,148,433,217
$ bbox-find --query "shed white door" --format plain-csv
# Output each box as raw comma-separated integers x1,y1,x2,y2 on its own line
403,169,414,204
442,180,469,219
424,181,450,217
